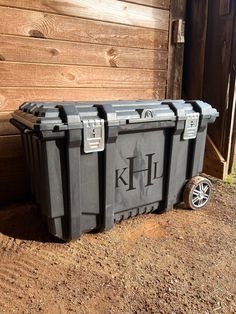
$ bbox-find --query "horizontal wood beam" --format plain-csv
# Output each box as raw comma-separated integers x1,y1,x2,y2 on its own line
0,34,168,70
0,62,167,88
0,87,166,111
0,6,168,50
0,1,169,30
121,0,170,9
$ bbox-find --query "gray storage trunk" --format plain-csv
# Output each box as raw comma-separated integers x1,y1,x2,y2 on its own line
11,100,218,241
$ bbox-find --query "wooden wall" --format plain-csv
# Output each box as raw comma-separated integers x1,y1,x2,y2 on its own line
184,0,236,178
0,0,186,204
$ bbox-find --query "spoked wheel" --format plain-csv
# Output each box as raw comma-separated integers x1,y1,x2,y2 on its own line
183,176,212,210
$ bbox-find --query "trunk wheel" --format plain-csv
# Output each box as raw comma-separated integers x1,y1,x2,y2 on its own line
183,176,212,210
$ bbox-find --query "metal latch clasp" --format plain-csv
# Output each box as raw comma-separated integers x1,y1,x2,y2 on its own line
183,113,200,140
82,119,105,153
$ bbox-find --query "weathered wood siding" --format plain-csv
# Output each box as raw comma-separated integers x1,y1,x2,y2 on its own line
184,0,236,178
0,0,184,204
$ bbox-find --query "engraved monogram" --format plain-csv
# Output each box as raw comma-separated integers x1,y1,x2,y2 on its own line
115,153,160,191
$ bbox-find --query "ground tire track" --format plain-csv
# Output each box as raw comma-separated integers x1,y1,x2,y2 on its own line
0,238,19,256
26,246,78,266
0,279,26,309
0,264,36,281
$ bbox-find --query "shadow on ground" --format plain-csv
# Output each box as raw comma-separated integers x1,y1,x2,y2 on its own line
0,202,62,243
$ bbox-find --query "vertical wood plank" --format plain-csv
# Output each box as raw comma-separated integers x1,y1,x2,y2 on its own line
219,0,231,16
166,0,186,99
183,0,208,99
184,0,236,177
203,0,235,158
226,1,236,172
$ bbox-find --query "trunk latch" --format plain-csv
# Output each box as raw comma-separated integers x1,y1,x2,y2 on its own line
183,113,200,140
82,119,105,153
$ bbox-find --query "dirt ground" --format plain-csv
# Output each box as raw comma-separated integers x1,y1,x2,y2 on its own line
0,178,235,314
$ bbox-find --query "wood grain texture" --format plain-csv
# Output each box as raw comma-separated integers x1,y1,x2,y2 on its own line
219,0,231,16
0,62,167,88
203,0,235,158
0,35,168,70
0,135,29,204
0,0,169,30
0,87,166,111
0,112,19,135
166,0,186,99
0,7,168,50
184,0,236,176
121,0,170,10
223,1,236,173
203,135,227,179
228,10,236,172
0,0,171,204
183,0,208,99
